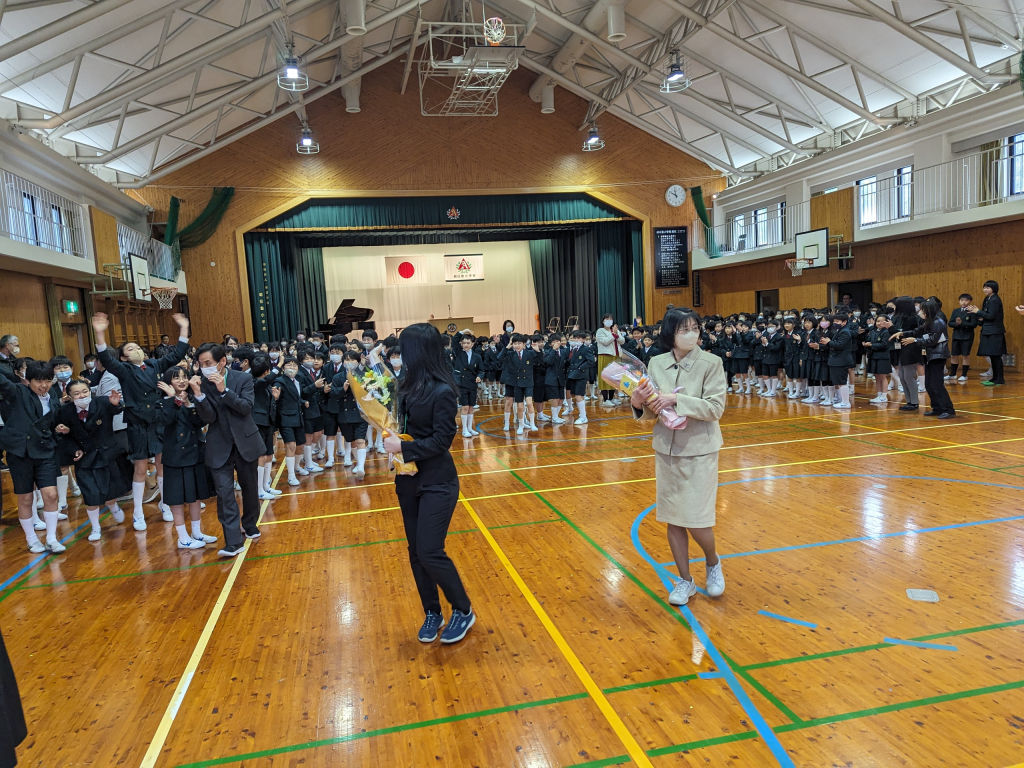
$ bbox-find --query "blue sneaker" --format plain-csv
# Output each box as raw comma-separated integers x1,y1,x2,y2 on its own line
440,609,476,644
418,612,445,643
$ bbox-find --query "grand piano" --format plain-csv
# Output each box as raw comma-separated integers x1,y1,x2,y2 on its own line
319,299,376,335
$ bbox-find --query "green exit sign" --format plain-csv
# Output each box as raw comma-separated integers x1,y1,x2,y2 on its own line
62,300,79,314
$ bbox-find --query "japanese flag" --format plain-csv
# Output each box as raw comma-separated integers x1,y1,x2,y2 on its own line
385,255,428,285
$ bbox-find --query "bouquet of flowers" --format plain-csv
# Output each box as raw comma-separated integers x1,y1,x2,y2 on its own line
347,346,417,475
600,348,687,429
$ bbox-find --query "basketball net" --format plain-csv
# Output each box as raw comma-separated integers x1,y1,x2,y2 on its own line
149,287,178,309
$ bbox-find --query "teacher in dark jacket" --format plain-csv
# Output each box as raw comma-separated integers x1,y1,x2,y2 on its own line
383,323,475,646
904,298,955,418
193,342,265,557
969,280,1006,386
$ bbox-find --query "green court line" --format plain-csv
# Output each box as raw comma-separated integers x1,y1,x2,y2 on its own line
722,651,803,724
603,672,699,694
646,730,758,757
0,515,106,604
174,692,589,768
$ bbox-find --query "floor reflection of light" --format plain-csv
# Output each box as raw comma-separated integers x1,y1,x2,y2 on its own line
861,493,885,539
1011,559,1024,600
604,563,622,588
337,601,356,626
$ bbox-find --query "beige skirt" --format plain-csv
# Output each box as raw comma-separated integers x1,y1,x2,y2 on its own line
655,451,719,528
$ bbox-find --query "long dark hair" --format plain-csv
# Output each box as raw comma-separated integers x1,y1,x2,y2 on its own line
892,296,919,332
397,323,457,412
921,298,941,323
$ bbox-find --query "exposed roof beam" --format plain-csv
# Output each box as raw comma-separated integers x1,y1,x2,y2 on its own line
0,0,136,63
943,0,1022,51
843,0,1014,83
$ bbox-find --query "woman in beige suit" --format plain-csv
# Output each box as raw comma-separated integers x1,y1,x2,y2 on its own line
631,308,728,606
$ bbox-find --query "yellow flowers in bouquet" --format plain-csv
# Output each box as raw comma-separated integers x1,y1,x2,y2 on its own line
347,349,417,475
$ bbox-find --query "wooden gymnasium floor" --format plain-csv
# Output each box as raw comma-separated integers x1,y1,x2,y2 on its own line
2,377,1024,767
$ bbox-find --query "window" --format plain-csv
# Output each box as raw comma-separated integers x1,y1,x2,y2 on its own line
20,191,37,246
753,207,768,247
858,175,877,225
1009,133,1024,197
896,165,912,219
49,205,67,253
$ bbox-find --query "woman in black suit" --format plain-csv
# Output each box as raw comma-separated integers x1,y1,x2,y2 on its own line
889,297,923,411
969,280,1006,386
383,323,474,645
905,298,955,418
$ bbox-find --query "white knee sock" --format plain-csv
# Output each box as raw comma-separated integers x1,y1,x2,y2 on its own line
355,448,367,473
285,455,297,481
918,373,925,389
326,440,335,461
19,518,40,546
839,384,850,406
366,425,376,446
257,465,266,491
578,399,587,416
319,435,327,453
468,413,475,432
503,412,510,428
191,520,205,539
343,444,352,463
87,507,101,535
43,510,59,545
175,524,189,542
263,466,275,492
303,445,315,467
132,481,145,515
770,377,778,394
461,414,468,432
57,474,68,509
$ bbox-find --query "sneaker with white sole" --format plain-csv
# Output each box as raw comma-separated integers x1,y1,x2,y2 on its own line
32,518,45,531
516,424,525,435
109,505,125,524
551,416,566,424
469,428,480,436
88,530,101,542
308,464,324,473
574,416,588,425
440,609,476,644
957,376,967,383
71,484,81,497
193,532,218,543
161,504,173,522
47,540,66,554
295,466,309,476
418,612,445,642
259,490,277,501
706,562,725,598
133,512,147,531
537,413,551,422
217,546,244,557
27,541,45,554
801,396,817,404
668,578,697,606
833,402,851,409
178,538,206,550
462,430,473,438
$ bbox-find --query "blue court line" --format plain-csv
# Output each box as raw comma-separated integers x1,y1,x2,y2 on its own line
759,610,818,630
632,505,795,768
0,518,91,592
473,412,650,444
883,638,958,652
658,474,1024,567
698,671,724,680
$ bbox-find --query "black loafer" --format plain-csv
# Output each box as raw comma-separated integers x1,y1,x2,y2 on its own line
898,404,919,411
923,410,938,416
937,412,956,419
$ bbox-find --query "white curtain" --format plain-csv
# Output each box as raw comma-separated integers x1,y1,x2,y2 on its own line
322,241,539,338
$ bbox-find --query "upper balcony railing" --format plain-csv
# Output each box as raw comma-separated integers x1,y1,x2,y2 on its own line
859,148,1024,229
0,170,88,259
692,200,810,257
117,222,176,281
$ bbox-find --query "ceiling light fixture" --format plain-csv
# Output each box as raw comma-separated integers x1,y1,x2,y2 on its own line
582,123,605,151
296,124,319,154
278,42,309,91
661,50,691,93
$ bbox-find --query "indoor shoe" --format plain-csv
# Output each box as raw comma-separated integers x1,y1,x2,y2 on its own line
957,376,967,383
288,476,301,486
194,532,218,543
161,504,174,522
109,505,125,523
440,609,476,644
706,562,725,598
574,416,588,425
217,546,244,557
133,512,147,531
178,538,205,550
937,412,956,419
47,540,66,554
668,578,697,606
27,541,45,554
32,519,46,531
418,612,445,643
88,530,101,542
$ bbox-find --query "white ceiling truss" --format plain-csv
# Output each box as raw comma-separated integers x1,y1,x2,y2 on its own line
0,0,1018,187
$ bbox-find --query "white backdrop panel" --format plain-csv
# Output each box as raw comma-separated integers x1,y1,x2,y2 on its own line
322,241,538,338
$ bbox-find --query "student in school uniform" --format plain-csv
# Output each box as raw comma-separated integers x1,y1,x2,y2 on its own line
904,298,956,418
498,333,539,435
91,311,191,530
295,349,325,473
81,354,102,388
251,354,283,500
530,335,549,423
585,332,599,402
782,317,803,399
0,360,67,553
451,334,482,438
481,338,499,400
389,346,404,382
759,319,784,398
320,344,347,467
565,330,595,425
542,335,567,424
806,315,833,405
865,315,893,404
154,369,218,549
274,356,307,486
798,316,818,403
731,321,753,395
822,312,855,409
329,351,370,478
948,293,977,383
49,355,81,512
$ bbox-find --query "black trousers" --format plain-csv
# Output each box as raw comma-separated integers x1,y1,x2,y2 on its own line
925,359,955,415
990,355,1005,384
397,477,471,615
209,447,259,550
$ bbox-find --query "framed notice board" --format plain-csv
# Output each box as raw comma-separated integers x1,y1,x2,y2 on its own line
654,226,688,288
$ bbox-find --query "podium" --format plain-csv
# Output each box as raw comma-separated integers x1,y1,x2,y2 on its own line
428,317,490,337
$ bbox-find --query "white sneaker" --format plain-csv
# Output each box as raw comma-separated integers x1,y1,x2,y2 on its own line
537,413,551,422
308,464,324,473
918,384,925,393
706,563,725,598
980,370,993,378
47,540,66,554
600,400,614,407
295,466,309,476
133,512,147,531
473,404,481,411
469,428,480,436
161,504,173,522
668,578,698,606
801,396,817,404
109,505,125,524
528,422,539,432
943,375,951,381
194,532,218,543
957,376,967,383
787,392,800,399
573,416,588,425
462,430,473,438
324,459,334,468
516,424,525,435
259,490,277,501
552,416,566,424
71,484,81,497
343,457,353,467
288,476,301,486
888,381,895,390
178,538,205,550
32,518,45,531
88,530,101,542
233,481,242,491
27,541,45,554
353,468,365,479
762,392,777,398
833,402,851,409
503,422,511,432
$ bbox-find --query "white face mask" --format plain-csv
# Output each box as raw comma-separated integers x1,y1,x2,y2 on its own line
86,361,95,370
390,358,402,369
270,352,280,361
283,368,297,378
343,362,359,371
74,396,91,410
505,326,513,333
569,340,582,348
603,319,613,328
201,365,219,378
675,330,700,353
330,354,342,364
854,311,861,318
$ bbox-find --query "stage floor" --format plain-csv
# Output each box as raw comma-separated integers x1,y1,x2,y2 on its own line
2,378,1024,767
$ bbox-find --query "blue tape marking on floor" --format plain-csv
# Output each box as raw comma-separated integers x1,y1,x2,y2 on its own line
632,505,795,767
657,474,1024,566
0,519,91,593
698,671,724,680
883,638,958,652
758,610,818,629
473,412,649,443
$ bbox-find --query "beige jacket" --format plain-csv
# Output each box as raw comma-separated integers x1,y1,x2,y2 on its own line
633,346,727,457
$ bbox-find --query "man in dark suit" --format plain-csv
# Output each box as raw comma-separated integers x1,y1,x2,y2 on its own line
193,342,265,557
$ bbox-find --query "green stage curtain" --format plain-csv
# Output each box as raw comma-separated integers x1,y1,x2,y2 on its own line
263,193,626,231
296,246,327,337
245,233,300,342
596,221,633,326
530,235,579,331
630,222,644,321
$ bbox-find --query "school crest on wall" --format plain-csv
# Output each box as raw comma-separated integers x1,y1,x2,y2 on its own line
446,206,461,221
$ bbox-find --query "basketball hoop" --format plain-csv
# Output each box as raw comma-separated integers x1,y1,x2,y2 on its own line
785,258,813,277
148,286,178,309
483,17,506,45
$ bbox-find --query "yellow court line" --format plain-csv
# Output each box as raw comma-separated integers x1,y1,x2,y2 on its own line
261,435,1024,526
459,493,654,768
839,415,1024,460
275,416,1011,501
139,461,287,768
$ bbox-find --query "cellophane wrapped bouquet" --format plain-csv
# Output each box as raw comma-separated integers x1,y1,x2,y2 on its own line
600,348,686,429
347,346,417,475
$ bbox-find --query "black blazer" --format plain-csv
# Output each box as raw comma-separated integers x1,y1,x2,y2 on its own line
827,324,856,368
253,372,279,427
155,398,206,468
544,348,567,387
55,398,122,469
194,368,264,467
566,344,595,380
319,362,346,413
296,366,323,419
80,368,103,388
329,371,369,425
97,339,188,424
761,332,784,366
274,374,306,428
893,315,922,365
975,294,1005,336
948,307,978,340
0,371,57,459
451,350,482,390
396,382,458,491
499,347,538,388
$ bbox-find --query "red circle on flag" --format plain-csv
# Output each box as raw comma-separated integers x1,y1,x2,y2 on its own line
398,261,415,279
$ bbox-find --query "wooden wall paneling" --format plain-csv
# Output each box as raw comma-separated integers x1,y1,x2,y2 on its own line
43,282,64,357
129,60,726,343
0,269,54,360
810,187,854,243
82,289,98,351
61,324,84,371
90,208,121,274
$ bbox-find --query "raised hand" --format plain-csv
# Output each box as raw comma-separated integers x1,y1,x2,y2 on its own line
189,375,203,395
270,385,281,400
207,371,226,392
157,381,176,397
171,313,190,333
108,388,121,406
91,312,109,334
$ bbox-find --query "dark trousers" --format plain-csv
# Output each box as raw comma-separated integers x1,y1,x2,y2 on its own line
925,359,955,414
397,478,471,615
990,355,1005,384
209,447,259,550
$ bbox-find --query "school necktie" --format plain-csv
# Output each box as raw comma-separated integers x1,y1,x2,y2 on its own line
140,364,147,371
78,410,87,423
518,351,522,361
